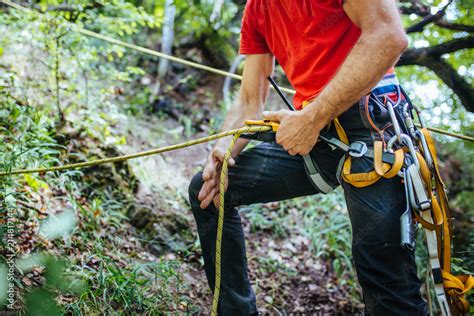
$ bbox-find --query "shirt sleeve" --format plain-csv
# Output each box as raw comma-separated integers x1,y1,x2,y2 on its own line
239,1,271,55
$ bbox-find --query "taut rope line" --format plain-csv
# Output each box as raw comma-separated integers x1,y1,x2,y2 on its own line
0,126,271,177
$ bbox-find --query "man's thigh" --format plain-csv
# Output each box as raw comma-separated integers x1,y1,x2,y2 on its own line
341,156,425,314
193,141,322,209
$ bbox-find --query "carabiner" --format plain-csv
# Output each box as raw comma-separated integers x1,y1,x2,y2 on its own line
387,133,420,170
415,130,434,170
386,99,403,144
400,103,434,170
402,103,417,139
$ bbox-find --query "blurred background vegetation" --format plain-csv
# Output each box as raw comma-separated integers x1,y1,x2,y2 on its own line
0,0,472,314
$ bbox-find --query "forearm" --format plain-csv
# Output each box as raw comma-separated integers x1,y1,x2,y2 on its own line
214,54,273,156
215,87,268,156
215,101,259,155
303,30,407,126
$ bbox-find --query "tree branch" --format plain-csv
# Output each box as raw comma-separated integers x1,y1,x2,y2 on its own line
406,9,444,33
399,35,474,63
399,0,430,16
431,35,474,56
397,53,474,112
405,0,453,33
435,19,474,33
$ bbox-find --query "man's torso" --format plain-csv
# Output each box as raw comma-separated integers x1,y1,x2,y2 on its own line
239,0,361,108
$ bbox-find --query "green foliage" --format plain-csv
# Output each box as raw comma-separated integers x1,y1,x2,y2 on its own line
0,2,192,313
399,0,473,136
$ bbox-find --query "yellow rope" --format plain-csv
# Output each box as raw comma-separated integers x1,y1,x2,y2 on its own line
212,132,241,316
0,125,270,176
2,0,472,142
414,123,473,142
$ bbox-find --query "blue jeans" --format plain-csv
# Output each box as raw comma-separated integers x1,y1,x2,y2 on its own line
188,100,427,315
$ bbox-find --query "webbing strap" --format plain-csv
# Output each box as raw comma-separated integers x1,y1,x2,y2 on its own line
302,154,334,194
333,117,349,145
341,156,384,187
413,129,473,315
421,203,451,316
341,144,403,188
443,272,474,313
374,141,404,178
421,128,452,271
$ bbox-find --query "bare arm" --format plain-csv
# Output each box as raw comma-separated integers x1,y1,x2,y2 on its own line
215,53,274,156
304,0,408,125
198,53,274,209
264,0,408,156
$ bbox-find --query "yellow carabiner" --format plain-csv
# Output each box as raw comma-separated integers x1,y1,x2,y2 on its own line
245,120,280,132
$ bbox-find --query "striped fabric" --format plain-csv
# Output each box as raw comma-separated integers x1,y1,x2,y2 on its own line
372,68,400,96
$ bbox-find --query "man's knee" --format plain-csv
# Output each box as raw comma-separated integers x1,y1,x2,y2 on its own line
188,171,204,209
352,241,426,314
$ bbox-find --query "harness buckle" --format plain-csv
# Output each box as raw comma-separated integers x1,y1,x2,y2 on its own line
348,141,367,158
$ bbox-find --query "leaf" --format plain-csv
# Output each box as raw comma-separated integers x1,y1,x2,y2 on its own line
38,210,76,241
25,289,61,316
24,174,49,192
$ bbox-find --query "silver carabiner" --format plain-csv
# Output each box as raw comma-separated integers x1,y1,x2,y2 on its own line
402,103,417,139
387,133,420,170
386,99,403,144
415,130,434,170
401,102,434,170
411,103,427,129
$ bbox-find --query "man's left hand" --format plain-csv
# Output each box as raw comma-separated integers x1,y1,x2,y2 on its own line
263,109,322,156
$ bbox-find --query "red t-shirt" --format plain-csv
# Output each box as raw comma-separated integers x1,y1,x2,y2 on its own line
239,0,361,109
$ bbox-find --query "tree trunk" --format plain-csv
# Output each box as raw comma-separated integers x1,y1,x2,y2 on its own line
158,0,176,78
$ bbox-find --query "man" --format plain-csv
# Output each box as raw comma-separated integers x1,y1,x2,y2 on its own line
188,0,427,314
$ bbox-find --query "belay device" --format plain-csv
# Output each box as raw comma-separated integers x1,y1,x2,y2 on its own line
244,77,473,315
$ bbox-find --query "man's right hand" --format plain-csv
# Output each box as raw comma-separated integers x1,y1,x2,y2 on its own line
198,147,236,209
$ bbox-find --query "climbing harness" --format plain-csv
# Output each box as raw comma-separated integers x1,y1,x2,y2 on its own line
329,86,473,315
245,79,473,315
240,72,473,314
